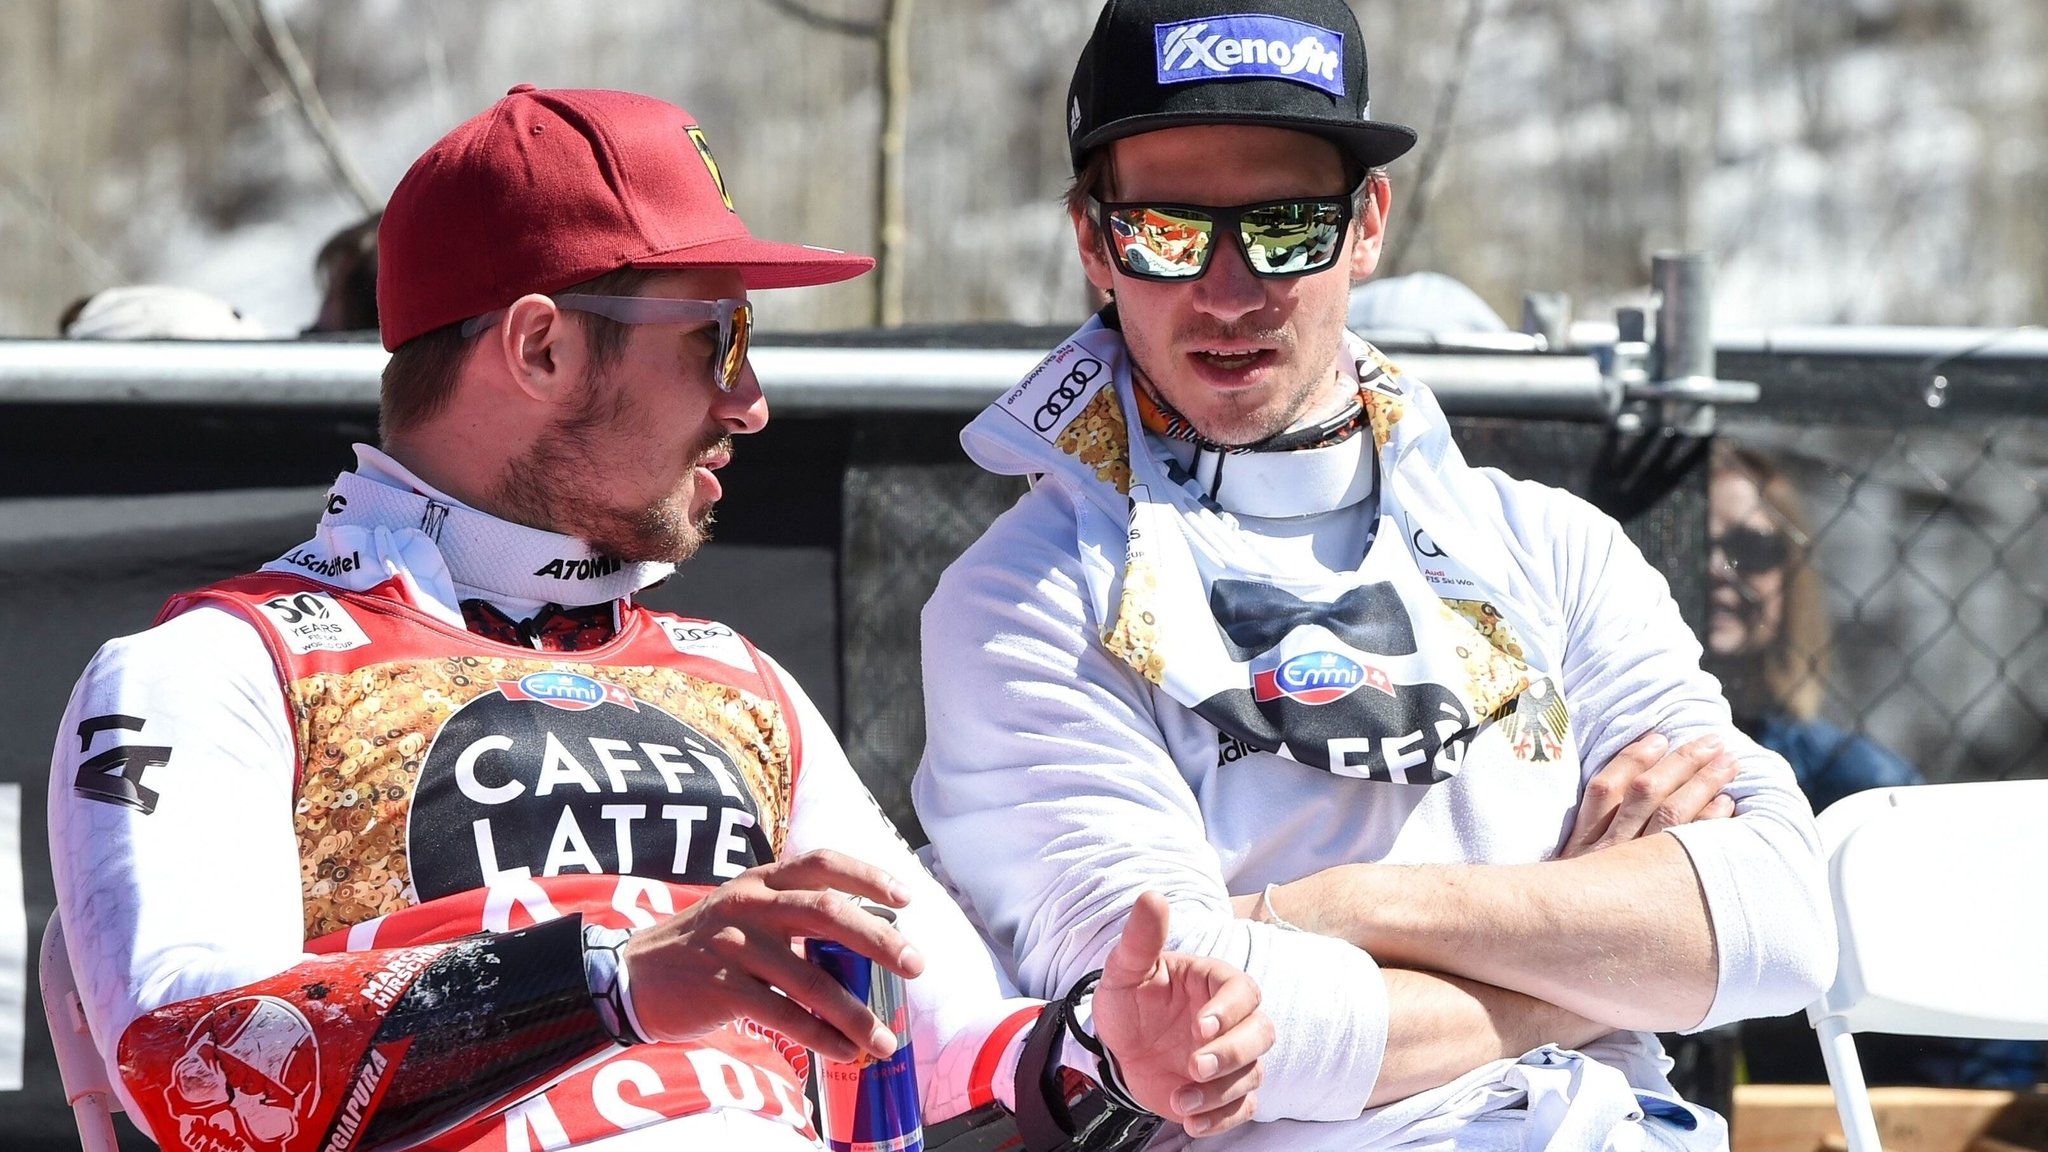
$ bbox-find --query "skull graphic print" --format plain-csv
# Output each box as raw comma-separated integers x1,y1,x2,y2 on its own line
165,996,321,1152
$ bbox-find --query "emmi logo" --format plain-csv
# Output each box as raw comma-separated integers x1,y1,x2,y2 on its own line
497,672,636,714
1252,651,1392,706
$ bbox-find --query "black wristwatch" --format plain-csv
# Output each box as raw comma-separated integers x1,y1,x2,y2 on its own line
1015,971,1162,1152
923,972,1163,1152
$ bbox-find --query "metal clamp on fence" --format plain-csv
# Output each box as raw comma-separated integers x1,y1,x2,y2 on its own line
1609,252,1762,436
1525,252,1760,524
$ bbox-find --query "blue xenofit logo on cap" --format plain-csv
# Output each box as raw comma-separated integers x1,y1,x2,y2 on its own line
1154,14,1345,97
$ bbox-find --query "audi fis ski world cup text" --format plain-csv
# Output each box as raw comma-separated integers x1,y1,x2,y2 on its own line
1000,341,1108,442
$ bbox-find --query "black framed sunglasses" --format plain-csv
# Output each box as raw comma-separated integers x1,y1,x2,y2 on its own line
1087,189,1356,282
1712,527,1791,572
460,294,754,392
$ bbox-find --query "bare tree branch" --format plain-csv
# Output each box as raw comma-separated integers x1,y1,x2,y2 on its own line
249,0,383,214
208,0,382,214
874,0,914,327
0,164,127,287
204,0,292,103
760,0,884,38
1383,0,1489,276
763,0,908,325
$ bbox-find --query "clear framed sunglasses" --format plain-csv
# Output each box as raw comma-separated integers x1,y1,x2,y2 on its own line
1088,190,1355,282
460,294,754,392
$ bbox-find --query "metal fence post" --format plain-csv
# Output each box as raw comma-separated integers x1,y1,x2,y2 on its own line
1651,251,1725,436
1653,251,1715,386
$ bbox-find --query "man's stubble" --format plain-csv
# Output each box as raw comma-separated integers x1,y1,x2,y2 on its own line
494,364,727,565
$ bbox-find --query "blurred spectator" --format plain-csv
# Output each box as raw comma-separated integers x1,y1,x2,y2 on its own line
1712,445,2044,1088
307,211,381,334
1347,269,1508,334
1703,446,1917,812
58,285,266,339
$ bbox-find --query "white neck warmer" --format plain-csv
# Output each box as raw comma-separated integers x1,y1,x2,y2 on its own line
959,316,1576,784
315,445,674,608
1167,430,1378,520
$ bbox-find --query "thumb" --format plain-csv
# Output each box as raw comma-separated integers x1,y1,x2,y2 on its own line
1103,891,1170,988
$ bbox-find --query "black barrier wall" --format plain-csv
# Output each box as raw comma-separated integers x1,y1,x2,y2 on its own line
0,394,1702,1151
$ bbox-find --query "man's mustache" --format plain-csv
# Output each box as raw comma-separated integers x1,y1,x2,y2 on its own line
692,435,734,469
1176,321,1292,348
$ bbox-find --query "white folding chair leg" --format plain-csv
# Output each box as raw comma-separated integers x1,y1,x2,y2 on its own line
40,913,123,1152
69,1090,121,1152
1815,1014,1882,1152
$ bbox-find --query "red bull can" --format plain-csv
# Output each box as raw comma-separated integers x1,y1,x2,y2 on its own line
806,906,923,1152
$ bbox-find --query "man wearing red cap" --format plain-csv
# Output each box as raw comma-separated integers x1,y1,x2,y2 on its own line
915,1,1835,1149
49,86,1269,1152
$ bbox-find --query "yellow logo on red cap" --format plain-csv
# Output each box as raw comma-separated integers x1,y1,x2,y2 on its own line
686,126,734,213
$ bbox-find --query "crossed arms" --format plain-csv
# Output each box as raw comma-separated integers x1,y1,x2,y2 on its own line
912,486,1837,1120
1237,735,1733,1105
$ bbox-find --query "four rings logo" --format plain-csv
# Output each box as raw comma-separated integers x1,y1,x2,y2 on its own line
1032,357,1105,433
655,617,754,672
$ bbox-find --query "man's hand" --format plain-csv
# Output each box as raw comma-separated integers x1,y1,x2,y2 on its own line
1560,732,1737,858
621,849,920,1063
1093,892,1272,1138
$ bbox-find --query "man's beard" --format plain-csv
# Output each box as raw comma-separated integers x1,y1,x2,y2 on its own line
493,367,730,565
1128,313,1338,448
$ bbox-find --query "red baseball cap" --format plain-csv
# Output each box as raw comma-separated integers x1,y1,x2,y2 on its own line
377,85,874,350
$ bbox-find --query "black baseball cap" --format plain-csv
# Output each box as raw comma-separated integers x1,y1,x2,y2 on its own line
1067,0,1417,174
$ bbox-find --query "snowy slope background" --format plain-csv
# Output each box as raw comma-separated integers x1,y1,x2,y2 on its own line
1,0,2042,337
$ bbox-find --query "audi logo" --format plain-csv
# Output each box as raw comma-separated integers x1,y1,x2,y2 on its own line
1032,358,1105,432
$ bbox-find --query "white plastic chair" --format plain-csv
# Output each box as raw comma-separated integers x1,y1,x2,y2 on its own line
1807,780,2048,1152
40,912,122,1152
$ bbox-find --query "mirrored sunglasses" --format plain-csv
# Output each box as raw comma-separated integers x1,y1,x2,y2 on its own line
460,294,754,392
1712,527,1790,572
1089,191,1354,281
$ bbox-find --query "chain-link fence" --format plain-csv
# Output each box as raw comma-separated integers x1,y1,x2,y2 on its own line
1717,413,2048,787
837,412,1713,841
836,352,2048,838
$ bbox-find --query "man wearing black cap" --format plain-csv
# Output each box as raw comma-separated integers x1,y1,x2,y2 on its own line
48,85,1272,1152
914,2,1835,1147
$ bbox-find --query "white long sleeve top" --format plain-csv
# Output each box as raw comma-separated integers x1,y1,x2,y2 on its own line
914,397,1835,1147
49,447,1052,1151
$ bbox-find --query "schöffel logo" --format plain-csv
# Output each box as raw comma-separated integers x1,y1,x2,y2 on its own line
497,672,639,713
282,548,361,579
1154,15,1345,97
1253,651,1392,705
